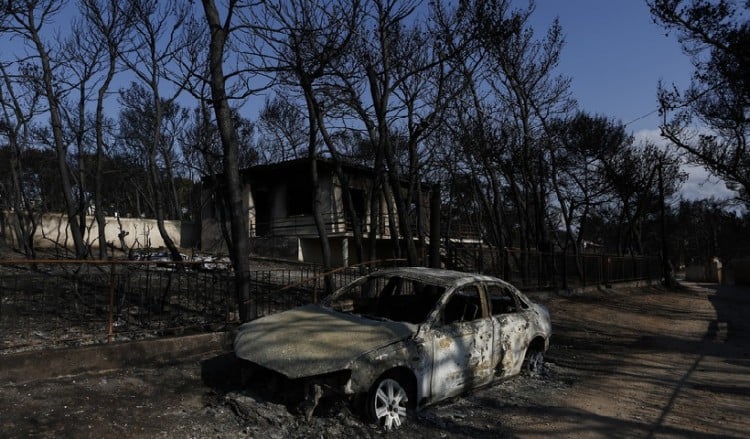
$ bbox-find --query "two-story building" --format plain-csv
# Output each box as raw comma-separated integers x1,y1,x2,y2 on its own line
200,158,434,266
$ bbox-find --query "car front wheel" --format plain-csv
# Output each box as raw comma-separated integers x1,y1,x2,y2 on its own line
525,349,544,376
368,376,409,430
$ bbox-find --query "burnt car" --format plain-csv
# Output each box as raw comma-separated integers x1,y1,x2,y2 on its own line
234,267,551,430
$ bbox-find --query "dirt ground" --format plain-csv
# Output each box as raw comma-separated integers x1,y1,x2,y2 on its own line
1,280,748,438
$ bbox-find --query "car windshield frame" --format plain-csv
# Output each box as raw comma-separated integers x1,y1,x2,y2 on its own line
323,272,448,325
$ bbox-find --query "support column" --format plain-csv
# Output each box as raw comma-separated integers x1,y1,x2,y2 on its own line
342,237,349,267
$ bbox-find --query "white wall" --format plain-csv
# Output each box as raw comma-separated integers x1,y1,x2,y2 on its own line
1,211,195,252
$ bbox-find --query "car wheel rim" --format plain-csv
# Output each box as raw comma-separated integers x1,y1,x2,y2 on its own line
373,378,408,430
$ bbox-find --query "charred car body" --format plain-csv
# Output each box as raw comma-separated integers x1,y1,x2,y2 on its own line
234,267,551,429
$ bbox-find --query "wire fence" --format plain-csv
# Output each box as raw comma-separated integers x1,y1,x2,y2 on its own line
503,250,660,290
445,246,661,290
1,249,660,354
0,259,398,354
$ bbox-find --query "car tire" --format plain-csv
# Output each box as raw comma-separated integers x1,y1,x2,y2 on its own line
367,376,409,431
524,349,545,376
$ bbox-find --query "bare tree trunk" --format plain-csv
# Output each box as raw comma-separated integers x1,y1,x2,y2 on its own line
311,157,334,292
28,25,88,258
93,58,115,258
368,151,385,263
201,0,253,321
7,139,37,258
301,81,333,277
0,63,38,258
313,105,366,265
382,144,418,265
147,137,181,259
142,98,181,260
160,144,182,219
93,128,108,258
382,177,401,260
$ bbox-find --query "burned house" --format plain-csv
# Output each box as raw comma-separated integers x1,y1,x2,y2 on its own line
200,158,434,266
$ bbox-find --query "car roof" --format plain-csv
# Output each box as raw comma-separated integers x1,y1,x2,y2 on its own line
366,267,510,288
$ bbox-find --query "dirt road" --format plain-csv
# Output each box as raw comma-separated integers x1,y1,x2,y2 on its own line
502,282,750,438
1,281,748,438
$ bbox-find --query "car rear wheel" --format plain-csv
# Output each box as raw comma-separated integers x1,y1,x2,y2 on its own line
367,376,409,431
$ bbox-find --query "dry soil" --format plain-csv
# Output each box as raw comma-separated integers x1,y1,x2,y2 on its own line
1,281,748,438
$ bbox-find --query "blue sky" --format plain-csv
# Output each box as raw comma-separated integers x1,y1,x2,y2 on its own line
0,1,701,135
525,0,735,201
527,0,694,133
40,0,691,134
0,0,705,136
4,0,736,201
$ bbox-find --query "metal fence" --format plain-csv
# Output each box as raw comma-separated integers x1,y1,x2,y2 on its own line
445,246,661,290
504,251,661,290
1,249,659,354
0,259,395,354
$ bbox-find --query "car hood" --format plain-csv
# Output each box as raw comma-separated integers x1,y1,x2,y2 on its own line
234,304,417,379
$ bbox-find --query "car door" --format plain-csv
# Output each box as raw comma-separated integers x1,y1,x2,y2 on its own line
487,283,530,377
427,285,494,400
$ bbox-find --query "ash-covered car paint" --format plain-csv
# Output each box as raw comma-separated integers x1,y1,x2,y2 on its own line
234,267,551,430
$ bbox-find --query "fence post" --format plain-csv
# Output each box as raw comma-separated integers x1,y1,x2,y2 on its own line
107,261,115,343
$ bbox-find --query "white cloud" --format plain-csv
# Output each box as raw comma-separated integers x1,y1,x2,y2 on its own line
632,128,663,146
679,164,735,201
633,129,738,202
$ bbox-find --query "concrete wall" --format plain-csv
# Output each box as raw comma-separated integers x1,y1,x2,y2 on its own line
1,211,198,252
